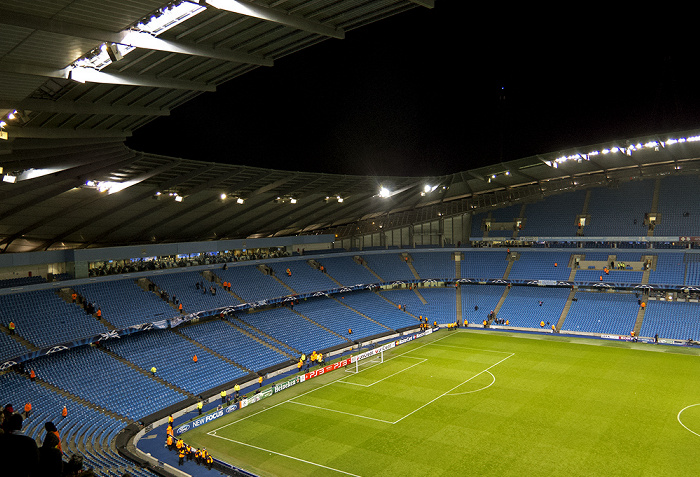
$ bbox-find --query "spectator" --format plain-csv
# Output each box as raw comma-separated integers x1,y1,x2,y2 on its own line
45,422,62,454
63,455,95,476
0,412,39,476
38,430,62,476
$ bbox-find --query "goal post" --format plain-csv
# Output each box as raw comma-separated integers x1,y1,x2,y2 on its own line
345,348,384,374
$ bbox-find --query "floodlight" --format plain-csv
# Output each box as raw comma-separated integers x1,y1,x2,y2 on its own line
0,121,6,128
220,193,227,200
175,195,183,202
7,110,16,120
378,187,391,198
337,197,343,203
424,184,432,193
290,198,297,204
3,174,17,183
236,197,244,204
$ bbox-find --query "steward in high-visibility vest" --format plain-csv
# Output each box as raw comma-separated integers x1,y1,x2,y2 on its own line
166,435,173,449
197,401,203,415
220,390,227,403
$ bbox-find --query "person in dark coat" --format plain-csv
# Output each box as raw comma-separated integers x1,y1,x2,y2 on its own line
38,431,62,476
0,412,39,476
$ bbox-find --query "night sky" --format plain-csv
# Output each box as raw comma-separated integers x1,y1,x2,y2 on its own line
126,3,700,177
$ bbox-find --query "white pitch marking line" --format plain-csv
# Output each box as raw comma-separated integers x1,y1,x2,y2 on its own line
677,403,700,438
446,370,496,395
286,400,395,424
428,343,515,354
336,358,428,387
211,331,463,434
391,352,514,425
207,433,362,476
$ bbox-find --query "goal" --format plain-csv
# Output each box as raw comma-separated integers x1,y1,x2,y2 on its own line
345,348,384,374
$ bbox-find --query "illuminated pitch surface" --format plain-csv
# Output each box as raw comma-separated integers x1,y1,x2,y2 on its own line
185,331,700,477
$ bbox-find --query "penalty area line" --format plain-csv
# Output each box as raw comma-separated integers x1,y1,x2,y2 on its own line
207,433,361,476
336,358,427,387
391,352,514,425
286,400,395,424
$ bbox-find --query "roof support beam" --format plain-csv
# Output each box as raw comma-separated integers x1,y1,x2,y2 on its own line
205,0,345,39
409,0,435,8
81,164,218,247
0,61,216,92
2,125,131,139
0,9,272,66
0,98,170,117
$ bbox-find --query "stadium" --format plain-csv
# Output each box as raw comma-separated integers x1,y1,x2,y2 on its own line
2,1,700,476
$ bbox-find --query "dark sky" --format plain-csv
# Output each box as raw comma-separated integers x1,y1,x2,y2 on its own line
126,3,700,177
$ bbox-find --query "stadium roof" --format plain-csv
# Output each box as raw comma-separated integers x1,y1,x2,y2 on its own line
1,1,700,253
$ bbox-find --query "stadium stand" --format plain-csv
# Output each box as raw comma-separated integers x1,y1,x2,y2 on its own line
317,256,379,286
6,176,700,476
0,289,109,347
72,280,176,329
639,300,700,341
561,291,640,335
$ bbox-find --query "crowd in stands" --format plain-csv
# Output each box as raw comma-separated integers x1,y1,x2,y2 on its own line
87,249,290,277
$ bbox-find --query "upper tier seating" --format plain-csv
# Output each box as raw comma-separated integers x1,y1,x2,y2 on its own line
0,275,46,289
654,175,700,236
584,180,654,236
73,280,175,329
461,251,508,280
268,261,338,294
363,254,414,282
317,256,379,286
148,270,240,312
521,190,586,237
508,252,573,281
410,252,455,279
217,265,290,302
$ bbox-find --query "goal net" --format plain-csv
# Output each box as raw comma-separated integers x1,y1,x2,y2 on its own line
345,348,384,374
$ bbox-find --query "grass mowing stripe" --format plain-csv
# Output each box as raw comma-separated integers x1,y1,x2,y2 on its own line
186,331,700,477
207,432,362,476
391,352,513,424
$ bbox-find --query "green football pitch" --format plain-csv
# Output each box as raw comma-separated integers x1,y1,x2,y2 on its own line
184,330,700,476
